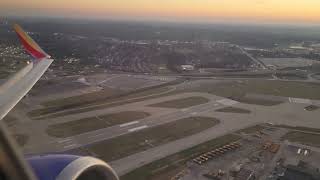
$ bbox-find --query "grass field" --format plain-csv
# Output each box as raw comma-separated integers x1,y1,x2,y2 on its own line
281,131,320,147
46,111,150,138
28,86,176,119
276,125,320,134
148,97,209,109
121,134,241,180
274,71,308,80
234,97,283,106
13,134,28,147
193,80,320,101
89,86,173,107
237,125,266,134
42,87,122,107
3,116,18,127
28,87,124,117
29,79,185,118
81,117,220,162
215,107,251,114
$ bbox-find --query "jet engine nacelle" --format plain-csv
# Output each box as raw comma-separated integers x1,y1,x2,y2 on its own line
27,155,119,180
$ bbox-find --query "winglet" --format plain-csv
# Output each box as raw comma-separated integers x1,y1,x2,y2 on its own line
13,24,51,60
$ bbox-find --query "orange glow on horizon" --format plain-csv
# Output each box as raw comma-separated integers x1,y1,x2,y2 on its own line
1,0,320,23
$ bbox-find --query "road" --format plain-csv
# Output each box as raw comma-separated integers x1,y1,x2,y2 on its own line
238,46,269,70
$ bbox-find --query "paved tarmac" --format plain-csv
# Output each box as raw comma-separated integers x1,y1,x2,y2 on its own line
110,101,320,175
9,78,320,176
21,92,227,153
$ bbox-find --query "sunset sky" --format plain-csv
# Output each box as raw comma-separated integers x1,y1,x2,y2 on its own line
1,0,320,24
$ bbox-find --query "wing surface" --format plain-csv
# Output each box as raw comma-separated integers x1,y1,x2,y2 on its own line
0,24,53,120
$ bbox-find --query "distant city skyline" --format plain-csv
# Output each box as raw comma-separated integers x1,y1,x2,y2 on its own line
1,0,320,24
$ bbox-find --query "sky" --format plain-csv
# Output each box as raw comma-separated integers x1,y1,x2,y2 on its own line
1,0,320,24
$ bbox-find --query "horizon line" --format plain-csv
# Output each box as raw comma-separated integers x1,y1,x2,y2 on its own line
2,14,320,28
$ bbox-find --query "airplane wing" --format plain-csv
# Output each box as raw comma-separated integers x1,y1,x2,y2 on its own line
0,24,53,121
0,24,119,180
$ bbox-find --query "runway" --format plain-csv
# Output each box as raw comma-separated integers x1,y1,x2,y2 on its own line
15,80,320,176
110,101,320,175
23,92,230,153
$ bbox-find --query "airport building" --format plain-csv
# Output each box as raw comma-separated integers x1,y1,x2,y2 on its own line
180,65,195,71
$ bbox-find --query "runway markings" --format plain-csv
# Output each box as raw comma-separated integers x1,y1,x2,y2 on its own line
289,97,312,104
63,144,78,149
217,99,239,106
57,138,73,143
90,133,105,138
128,125,148,132
119,121,140,127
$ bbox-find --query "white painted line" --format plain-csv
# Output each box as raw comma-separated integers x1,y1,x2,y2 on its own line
63,144,77,149
289,98,312,104
128,125,148,132
217,99,239,106
90,133,105,138
58,139,73,143
119,121,140,127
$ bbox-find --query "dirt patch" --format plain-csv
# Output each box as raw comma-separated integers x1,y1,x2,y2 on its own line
148,97,209,109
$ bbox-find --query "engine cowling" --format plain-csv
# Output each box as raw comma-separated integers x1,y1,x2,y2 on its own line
27,155,119,180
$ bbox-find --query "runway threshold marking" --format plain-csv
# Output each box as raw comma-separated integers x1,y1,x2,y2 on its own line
119,121,140,127
128,125,148,132
289,97,311,104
